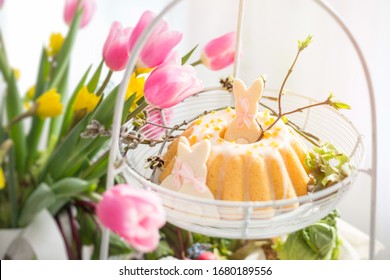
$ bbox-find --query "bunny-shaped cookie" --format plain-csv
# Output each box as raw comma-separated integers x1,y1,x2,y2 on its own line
161,137,211,195
161,137,219,218
224,78,264,144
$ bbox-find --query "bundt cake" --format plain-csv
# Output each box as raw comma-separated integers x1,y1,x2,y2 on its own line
158,78,310,215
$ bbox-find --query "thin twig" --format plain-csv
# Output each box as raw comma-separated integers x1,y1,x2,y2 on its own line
282,100,329,117
149,110,215,181
278,50,302,115
288,123,320,147
145,121,186,131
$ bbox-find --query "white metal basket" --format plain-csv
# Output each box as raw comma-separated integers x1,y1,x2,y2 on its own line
100,0,377,259
121,89,364,239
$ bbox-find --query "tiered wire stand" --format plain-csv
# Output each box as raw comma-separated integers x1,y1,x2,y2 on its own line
100,0,377,260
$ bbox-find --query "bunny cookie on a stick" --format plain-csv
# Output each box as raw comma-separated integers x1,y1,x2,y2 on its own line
224,78,264,144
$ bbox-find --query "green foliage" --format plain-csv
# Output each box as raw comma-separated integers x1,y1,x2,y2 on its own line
327,92,351,110
77,208,134,259
181,45,199,65
18,183,56,227
298,35,313,51
277,210,341,260
59,65,92,137
144,239,174,260
306,142,353,190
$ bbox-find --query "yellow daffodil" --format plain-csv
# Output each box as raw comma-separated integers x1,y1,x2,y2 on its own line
23,85,36,109
26,85,36,100
36,89,63,118
0,167,5,190
127,72,147,112
135,67,154,76
12,68,20,80
73,86,101,114
47,33,64,57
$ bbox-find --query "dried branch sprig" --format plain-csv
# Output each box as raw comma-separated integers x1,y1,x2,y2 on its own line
277,35,313,116
149,109,217,181
220,76,234,92
80,120,111,139
256,35,349,142
258,92,350,141
259,101,320,146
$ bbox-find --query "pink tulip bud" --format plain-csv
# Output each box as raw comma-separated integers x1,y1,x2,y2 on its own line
144,64,204,109
201,32,236,71
103,22,132,71
196,252,218,260
140,107,173,139
129,11,182,68
97,184,166,253
64,0,96,29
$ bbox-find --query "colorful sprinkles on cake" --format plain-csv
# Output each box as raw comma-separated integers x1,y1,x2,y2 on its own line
188,108,295,158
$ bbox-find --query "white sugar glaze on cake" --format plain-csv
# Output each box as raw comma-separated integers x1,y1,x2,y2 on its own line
160,107,310,206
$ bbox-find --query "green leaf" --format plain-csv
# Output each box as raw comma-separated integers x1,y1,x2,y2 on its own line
81,152,109,180
333,101,351,110
0,94,5,142
327,93,351,110
303,224,336,259
0,33,11,80
47,62,70,151
145,239,173,260
91,85,119,126
278,211,341,260
59,65,92,138
298,35,313,51
51,177,96,199
26,48,51,168
108,233,134,257
5,73,27,174
48,198,69,216
87,60,104,93
59,87,135,175
18,183,56,227
33,48,51,99
305,142,353,190
181,45,199,65
49,9,82,89
40,115,91,181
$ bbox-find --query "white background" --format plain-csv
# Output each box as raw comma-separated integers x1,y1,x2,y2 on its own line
0,0,389,259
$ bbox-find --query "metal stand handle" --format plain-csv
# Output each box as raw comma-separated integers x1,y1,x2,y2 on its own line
100,0,378,260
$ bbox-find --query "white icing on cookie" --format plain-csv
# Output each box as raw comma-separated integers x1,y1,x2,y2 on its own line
161,137,219,219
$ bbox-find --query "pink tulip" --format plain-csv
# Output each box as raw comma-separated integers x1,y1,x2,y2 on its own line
0,0,4,9
97,184,166,253
144,64,204,109
201,32,236,71
140,107,173,139
129,11,182,68
64,0,96,28
103,22,132,71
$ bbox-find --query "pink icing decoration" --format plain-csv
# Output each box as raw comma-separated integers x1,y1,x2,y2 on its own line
171,158,207,193
236,97,254,128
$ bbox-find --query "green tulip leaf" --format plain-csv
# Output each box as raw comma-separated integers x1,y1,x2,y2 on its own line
18,183,56,227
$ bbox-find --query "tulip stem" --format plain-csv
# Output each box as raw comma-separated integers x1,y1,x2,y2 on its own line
190,59,202,67
96,70,113,97
126,100,148,122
